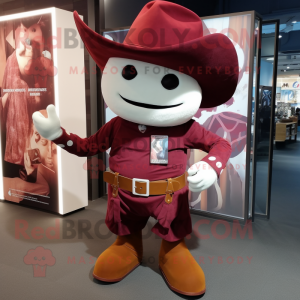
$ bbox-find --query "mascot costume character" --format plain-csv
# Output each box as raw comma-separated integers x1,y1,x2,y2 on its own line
32,0,238,296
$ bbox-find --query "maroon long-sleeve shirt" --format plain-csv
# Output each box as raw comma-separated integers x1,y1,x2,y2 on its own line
53,117,232,179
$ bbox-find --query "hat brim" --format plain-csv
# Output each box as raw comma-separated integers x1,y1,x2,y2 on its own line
74,11,238,109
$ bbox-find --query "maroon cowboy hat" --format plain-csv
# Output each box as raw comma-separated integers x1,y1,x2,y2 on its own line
73,0,238,108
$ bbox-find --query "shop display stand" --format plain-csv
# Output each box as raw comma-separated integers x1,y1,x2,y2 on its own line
0,8,88,215
275,120,298,147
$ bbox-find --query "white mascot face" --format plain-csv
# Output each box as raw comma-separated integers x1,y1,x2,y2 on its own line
101,58,202,127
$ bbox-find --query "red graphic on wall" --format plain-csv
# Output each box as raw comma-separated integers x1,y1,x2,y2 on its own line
83,157,106,179
23,246,56,277
202,112,247,158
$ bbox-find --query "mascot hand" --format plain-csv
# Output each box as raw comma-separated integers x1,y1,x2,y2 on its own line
187,161,217,192
32,105,63,141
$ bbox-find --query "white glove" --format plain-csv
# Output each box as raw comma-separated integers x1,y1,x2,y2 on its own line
32,105,63,141
187,161,218,192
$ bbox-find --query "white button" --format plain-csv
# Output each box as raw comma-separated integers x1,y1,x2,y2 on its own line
67,140,73,146
58,144,65,148
216,162,222,168
208,156,216,161
138,124,147,133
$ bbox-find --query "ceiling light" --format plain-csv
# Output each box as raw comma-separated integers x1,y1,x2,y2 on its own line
267,58,274,61
292,21,297,23
287,66,290,68
104,34,114,41
279,35,282,38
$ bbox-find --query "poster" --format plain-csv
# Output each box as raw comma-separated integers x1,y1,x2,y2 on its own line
188,14,252,218
103,13,253,220
0,13,59,212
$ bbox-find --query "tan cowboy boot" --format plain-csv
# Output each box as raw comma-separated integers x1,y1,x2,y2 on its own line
159,238,206,296
93,231,143,282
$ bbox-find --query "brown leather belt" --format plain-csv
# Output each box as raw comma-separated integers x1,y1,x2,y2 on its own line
103,171,187,204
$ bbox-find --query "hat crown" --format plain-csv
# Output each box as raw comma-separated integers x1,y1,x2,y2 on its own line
124,1,203,48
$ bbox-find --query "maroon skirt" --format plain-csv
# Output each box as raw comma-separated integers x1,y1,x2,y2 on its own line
105,184,192,242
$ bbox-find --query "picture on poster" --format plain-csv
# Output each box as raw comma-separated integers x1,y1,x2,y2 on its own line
261,89,272,107
0,13,59,212
281,90,295,101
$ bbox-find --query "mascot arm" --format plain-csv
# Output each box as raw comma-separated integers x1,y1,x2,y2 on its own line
52,125,114,157
33,105,115,157
185,120,232,192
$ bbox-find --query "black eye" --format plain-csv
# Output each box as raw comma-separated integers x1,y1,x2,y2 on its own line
161,74,179,90
122,65,137,80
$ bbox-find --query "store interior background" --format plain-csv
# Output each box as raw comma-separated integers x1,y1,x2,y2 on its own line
1,0,299,209
0,1,299,299
0,0,299,236
2,0,298,220
253,12,300,219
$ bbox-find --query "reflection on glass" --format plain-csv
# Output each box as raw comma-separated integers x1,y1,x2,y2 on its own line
249,18,260,218
254,23,276,215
